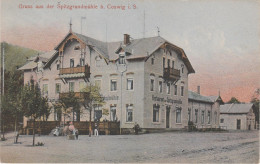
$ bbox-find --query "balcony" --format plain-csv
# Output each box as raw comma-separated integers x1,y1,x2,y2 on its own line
59,65,90,78
59,92,89,99
163,67,180,82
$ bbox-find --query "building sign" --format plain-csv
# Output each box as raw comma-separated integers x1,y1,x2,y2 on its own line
152,95,182,104
103,95,119,101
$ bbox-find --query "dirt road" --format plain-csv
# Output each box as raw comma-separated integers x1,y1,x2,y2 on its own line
0,131,259,163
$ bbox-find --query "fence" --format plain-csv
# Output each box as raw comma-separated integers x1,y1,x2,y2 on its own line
23,121,120,135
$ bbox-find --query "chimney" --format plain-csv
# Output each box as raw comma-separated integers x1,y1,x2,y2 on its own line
124,34,130,45
197,86,200,94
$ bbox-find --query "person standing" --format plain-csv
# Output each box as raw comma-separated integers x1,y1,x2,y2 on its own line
94,123,99,136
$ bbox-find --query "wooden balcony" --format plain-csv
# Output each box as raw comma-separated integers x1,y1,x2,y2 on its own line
59,65,90,78
59,92,89,99
163,67,180,82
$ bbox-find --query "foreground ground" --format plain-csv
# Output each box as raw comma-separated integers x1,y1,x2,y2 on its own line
0,130,259,163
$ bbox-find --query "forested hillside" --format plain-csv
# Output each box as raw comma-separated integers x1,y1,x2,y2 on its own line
1,42,40,72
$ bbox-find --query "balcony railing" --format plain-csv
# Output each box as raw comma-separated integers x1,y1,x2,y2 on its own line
59,92,89,99
59,65,90,77
163,67,180,82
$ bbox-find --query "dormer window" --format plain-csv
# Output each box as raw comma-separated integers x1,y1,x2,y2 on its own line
74,46,80,50
119,54,125,65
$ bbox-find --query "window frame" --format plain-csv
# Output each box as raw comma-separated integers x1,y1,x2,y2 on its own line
55,83,61,94
176,107,182,123
153,104,160,122
69,82,75,92
126,105,133,122
127,78,134,90
150,79,155,91
70,59,74,68
110,79,117,91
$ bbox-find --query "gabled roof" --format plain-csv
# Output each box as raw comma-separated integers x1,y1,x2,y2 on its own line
208,95,224,104
220,103,254,114
18,61,37,70
28,32,195,73
19,50,57,70
188,91,213,103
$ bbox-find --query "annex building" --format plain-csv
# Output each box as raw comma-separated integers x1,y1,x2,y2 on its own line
19,27,195,131
188,86,223,129
219,103,256,130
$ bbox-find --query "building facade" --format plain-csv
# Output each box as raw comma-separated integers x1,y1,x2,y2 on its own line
219,103,255,130
188,87,223,128
19,29,195,130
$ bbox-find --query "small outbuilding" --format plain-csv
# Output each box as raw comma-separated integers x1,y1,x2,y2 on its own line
219,103,255,130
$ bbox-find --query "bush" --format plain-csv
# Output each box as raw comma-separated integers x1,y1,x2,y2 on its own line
35,142,44,146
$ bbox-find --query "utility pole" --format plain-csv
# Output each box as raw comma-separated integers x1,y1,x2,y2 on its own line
143,10,146,38
157,26,160,36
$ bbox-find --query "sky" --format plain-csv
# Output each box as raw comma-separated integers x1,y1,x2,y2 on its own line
1,0,259,102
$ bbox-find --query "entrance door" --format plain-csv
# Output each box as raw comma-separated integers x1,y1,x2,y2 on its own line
166,107,170,128
237,119,241,130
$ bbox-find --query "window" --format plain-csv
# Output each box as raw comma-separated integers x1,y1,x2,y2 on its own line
127,78,133,90
150,79,154,91
80,58,85,66
174,85,177,95
172,61,175,69
42,84,48,95
163,57,165,69
181,64,184,73
151,58,154,65
69,82,74,92
126,105,133,122
95,56,102,67
95,80,101,89
166,82,170,94
94,105,102,121
110,79,117,91
153,104,160,122
201,111,205,124
119,54,125,65
70,59,74,68
110,106,117,121
54,108,62,121
208,111,211,124
79,81,86,91
159,81,162,93
214,112,217,124
181,86,184,96
55,83,61,94
195,110,198,123
57,64,60,70
167,59,170,68
176,107,182,123
220,118,224,123
188,108,191,122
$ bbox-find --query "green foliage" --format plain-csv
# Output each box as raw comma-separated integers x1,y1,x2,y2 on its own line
81,85,105,109
21,79,50,120
1,42,39,72
58,92,80,115
227,97,241,104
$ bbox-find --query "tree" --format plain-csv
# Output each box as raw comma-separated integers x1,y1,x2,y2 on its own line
227,97,241,104
58,92,80,125
21,79,50,146
81,85,105,137
1,95,13,140
251,88,260,129
0,71,24,142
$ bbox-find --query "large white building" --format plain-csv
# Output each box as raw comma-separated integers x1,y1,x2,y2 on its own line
19,28,195,131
